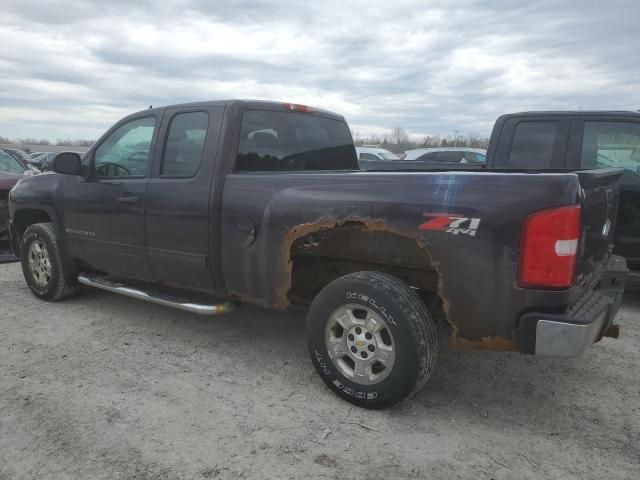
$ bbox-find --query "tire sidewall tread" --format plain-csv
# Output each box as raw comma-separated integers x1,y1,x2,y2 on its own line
307,271,438,409
20,222,79,302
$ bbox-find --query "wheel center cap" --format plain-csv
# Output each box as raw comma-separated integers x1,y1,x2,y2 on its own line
345,325,378,360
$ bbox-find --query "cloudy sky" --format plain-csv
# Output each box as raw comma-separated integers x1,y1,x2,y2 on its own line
1,0,638,141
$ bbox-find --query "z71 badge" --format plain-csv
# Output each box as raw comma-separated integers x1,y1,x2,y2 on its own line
419,212,481,237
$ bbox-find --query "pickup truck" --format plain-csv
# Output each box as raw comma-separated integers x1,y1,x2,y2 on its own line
7,100,628,408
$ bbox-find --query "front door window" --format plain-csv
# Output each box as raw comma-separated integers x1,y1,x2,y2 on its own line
94,116,156,177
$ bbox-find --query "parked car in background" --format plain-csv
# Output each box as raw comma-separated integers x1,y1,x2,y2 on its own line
29,152,48,161
0,148,38,174
3,148,40,169
403,147,487,163
33,152,57,171
358,147,486,170
0,149,33,261
1,148,41,173
355,146,399,161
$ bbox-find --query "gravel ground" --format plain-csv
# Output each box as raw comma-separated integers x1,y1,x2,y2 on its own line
1,261,639,480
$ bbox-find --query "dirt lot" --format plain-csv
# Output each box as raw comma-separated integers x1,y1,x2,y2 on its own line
1,262,638,480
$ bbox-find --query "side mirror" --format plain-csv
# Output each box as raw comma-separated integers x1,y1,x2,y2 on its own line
52,152,82,175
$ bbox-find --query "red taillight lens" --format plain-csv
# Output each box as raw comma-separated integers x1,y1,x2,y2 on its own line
283,102,314,113
518,205,581,289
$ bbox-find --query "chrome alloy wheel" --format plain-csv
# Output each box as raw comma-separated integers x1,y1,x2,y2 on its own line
325,304,396,385
27,239,52,288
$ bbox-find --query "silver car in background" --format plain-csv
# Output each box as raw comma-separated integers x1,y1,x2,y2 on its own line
403,147,486,164
356,146,399,161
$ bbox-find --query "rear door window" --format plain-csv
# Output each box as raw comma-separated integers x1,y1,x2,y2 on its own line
359,153,379,161
161,112,209,177
580,121,640,174
235,110,357,172
505,121,558,168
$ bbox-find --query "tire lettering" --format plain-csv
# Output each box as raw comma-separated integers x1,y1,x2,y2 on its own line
346,292,398,327
314,350,331,375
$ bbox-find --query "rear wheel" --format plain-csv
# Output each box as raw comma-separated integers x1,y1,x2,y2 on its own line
20,223,79,301
307,271,438,409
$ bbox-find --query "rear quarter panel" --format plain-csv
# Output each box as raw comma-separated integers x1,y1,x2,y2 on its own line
220,171,582,344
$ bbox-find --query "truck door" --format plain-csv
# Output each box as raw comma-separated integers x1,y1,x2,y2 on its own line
62,113,161,280
144,106,224,293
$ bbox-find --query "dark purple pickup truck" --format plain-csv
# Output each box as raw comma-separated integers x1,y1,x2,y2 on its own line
8,100,627,408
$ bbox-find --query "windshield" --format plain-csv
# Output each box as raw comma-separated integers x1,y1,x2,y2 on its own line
0,150,26,174
12,149,33,163
236,110,357,171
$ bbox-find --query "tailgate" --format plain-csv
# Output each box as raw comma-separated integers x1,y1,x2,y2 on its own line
575,168,624,280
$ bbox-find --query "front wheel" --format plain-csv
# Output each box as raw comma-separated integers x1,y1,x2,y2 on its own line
307,271,438,409
20,222,79,301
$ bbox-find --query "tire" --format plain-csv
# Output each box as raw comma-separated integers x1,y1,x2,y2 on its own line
307,271,438,409
20,222,79,301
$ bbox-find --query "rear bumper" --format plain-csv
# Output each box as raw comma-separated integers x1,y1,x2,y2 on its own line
516,255,628,357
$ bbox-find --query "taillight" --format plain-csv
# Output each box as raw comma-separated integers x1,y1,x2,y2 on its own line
283,103,314,113
518,205,581,289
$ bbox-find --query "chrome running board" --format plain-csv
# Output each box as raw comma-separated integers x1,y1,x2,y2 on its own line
77,274,234,315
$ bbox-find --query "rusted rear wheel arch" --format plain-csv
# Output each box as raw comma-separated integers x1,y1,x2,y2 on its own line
284,221,448,321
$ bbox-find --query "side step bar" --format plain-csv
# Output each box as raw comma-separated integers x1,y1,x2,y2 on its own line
77,274,234,315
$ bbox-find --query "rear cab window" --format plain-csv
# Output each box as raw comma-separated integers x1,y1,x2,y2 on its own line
505,121,559,169
235,110,358,172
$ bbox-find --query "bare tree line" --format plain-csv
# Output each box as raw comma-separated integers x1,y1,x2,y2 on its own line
353,127,489,153
0,136,95,147
2,126,489,155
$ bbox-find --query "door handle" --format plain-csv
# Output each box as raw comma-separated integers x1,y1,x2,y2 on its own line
116,195,140,206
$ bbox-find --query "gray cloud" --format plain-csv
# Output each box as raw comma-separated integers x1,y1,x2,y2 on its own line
1,0,638,140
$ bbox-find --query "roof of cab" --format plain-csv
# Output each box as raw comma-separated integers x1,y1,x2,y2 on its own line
133,99,345,121
500,110,640,119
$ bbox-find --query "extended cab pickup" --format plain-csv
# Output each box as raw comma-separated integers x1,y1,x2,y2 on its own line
8,100,628,408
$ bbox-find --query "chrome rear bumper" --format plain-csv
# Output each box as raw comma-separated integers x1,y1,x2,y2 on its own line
517,255,627,357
